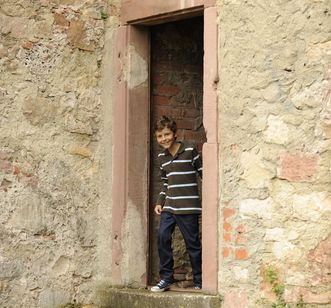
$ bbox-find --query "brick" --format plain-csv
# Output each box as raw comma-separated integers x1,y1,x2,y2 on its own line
176,118,196,130
176,130,184,140
183,130,206,143
153,85,180,96
183,108,201,118
279,152,319,182
224,222,232,232
153,95,170,106
223,247,232,258
223,233,231,242
223,208,236,220
154,105,184,118
235,248,248,260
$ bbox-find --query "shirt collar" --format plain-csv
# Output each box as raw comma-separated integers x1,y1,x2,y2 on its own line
163,141,185,157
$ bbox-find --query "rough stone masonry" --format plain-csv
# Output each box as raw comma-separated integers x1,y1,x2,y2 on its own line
218,0,331,306
0,0,117,307
0,0,330,307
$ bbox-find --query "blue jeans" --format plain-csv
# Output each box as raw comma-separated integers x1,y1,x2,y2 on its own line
158,211,202,285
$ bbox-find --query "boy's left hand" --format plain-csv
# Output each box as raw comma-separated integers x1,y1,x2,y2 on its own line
154,204,162,215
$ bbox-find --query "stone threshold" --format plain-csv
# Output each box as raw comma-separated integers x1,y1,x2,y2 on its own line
98,287,222,308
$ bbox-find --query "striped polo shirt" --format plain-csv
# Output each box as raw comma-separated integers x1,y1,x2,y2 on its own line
156,141,203,215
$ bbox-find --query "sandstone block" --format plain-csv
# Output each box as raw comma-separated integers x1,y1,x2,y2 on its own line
239,198,273,219
68,20,95,51
223,290,248,308
70,147,92,158
264,115,289,145
22,95,58,126
240,150,274,188
278,152,319,182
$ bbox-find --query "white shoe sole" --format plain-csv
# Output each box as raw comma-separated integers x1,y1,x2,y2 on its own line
150,286,170,292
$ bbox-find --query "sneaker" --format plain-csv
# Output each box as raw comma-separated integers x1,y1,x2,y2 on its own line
151,279,173,292
194,284,202,290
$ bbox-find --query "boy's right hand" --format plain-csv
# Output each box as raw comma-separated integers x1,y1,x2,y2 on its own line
154,204,162,215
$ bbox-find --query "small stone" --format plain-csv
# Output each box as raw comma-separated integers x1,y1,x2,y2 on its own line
264,115,289,145
70,147,92,158
0,44,8,58
22,41,33,50
53,13,69,27
239,198,273,219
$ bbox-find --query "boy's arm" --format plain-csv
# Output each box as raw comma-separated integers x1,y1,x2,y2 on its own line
192,146,203,178
156,164,168,207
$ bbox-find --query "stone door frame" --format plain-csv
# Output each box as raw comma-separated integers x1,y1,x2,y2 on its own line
111,0,219,294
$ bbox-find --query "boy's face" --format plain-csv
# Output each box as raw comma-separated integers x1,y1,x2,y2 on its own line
155,127,177,150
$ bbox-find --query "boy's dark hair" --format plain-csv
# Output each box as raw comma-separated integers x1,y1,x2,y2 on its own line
153,116,177,134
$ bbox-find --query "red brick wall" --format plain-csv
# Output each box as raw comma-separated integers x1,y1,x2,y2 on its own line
149,17,206,285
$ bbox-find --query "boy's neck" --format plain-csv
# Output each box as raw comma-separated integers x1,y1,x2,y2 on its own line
168,141,180,157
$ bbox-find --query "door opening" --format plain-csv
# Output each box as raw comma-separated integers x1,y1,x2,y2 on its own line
149,16,206,287
111,4,218,293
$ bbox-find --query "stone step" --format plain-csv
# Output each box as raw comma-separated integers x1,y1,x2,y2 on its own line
99,287,222,308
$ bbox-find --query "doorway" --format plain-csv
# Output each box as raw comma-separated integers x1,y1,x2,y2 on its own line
111,4,218,293
149,16,206,287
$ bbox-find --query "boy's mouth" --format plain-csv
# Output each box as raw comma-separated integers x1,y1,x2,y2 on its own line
160,142,171,148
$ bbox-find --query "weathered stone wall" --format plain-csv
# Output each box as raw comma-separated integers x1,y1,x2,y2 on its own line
0,1,119,307
218,0,330,306
1,0,330,306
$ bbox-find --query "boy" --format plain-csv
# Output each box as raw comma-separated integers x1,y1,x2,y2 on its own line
151,116,202,292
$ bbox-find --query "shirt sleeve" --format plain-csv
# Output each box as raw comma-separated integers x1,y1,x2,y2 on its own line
156,161,168,206
192,146,203,178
